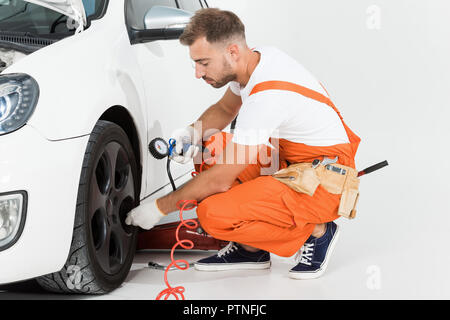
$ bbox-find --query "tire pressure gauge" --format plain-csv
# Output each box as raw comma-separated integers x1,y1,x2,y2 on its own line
148,137,170,159
148,137,209,161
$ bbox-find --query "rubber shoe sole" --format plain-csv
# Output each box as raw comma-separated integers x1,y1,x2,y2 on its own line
288,224,340,280
194,261,271,272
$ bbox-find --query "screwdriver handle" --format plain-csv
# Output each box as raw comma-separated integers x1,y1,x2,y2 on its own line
358,160,389,177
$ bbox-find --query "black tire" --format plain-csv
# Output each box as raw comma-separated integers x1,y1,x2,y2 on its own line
36,120,139,294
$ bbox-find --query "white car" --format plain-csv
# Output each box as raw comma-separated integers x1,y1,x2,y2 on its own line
0,0,218,294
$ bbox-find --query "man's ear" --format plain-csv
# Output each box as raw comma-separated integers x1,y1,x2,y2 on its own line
228,43,240,61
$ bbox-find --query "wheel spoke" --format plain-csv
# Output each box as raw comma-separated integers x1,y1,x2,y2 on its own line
111,225,132,265
95,227,111,274
104,142,121,193
89,172,107,217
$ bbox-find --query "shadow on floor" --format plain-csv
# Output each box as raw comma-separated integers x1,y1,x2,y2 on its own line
0,279,85,300
0,279,46,294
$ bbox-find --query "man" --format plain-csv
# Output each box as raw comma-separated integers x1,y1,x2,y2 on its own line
126,8,360,279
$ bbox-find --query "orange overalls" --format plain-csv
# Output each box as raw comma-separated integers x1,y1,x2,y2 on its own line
195,81,361,257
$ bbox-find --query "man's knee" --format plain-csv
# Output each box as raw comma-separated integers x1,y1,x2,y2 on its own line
197,197,218,235
196,198,210,225
196,196,235,236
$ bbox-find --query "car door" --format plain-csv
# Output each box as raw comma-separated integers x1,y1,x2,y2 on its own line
126,0,221,195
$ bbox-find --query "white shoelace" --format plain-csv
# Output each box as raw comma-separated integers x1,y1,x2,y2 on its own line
217,242,238,258
295,243,315,266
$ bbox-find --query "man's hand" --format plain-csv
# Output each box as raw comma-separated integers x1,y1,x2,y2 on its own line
155,141,268,214
125,199,166,230
169,126,200,164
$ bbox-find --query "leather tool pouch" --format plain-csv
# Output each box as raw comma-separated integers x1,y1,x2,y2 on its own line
272,163,320,196
272,162,360,219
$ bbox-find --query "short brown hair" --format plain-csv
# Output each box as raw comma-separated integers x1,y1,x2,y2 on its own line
179,8,246,46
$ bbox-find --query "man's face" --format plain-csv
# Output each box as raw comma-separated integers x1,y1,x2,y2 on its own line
189,37,237,88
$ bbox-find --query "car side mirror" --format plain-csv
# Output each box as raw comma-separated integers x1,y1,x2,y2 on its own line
144,6,192,30
129,6,192,44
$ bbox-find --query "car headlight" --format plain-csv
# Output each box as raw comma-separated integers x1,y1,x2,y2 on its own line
0,191,27,252
0,73,39,136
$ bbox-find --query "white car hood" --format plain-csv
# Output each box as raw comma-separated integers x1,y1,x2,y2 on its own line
24,0,87,32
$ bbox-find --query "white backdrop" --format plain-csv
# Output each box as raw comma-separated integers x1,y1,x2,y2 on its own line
205,0,450,298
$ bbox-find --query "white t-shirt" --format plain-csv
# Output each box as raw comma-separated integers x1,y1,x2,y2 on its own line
229,46,350,147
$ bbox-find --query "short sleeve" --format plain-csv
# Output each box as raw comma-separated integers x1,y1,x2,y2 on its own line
229,81,241,96
231,91,287,146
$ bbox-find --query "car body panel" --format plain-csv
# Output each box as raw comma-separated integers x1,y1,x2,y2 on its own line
4,2,146,143
0,125,89,283
4,1,150,200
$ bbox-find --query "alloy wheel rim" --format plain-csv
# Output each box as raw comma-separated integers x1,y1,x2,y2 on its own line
89,141,135,275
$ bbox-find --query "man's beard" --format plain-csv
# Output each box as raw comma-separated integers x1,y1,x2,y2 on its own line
203,59,237,88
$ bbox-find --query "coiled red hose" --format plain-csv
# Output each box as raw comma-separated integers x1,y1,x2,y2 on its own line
155,156,216,300
155,199,198,300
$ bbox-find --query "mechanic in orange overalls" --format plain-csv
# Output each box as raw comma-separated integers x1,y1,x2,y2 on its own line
126,8,360,279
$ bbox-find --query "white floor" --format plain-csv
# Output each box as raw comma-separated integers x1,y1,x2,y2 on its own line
2,159,450,300
2,207,450,300
80,217,450,300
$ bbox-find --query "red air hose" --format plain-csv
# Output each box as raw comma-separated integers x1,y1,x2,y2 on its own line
155,199,198,300
155,156,215,300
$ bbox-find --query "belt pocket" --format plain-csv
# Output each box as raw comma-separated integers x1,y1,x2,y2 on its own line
315,164,348,194
273,164,320,196
338,175,360,219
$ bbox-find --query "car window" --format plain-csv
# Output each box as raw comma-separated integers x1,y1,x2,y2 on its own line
83,0,98,17
177,0,203,12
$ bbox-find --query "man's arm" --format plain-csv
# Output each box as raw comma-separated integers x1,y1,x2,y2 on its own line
156,142,264,214
190,87,242,139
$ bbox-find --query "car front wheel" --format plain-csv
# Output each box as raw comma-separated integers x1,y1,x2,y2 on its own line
36,120,139,294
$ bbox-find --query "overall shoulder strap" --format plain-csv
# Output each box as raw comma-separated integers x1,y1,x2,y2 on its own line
249,80,343,120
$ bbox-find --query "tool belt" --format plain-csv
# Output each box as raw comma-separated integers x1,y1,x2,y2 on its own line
272,159,360,219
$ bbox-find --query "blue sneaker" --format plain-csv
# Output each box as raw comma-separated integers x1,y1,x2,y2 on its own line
289,222,340,279
194,242,271,271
